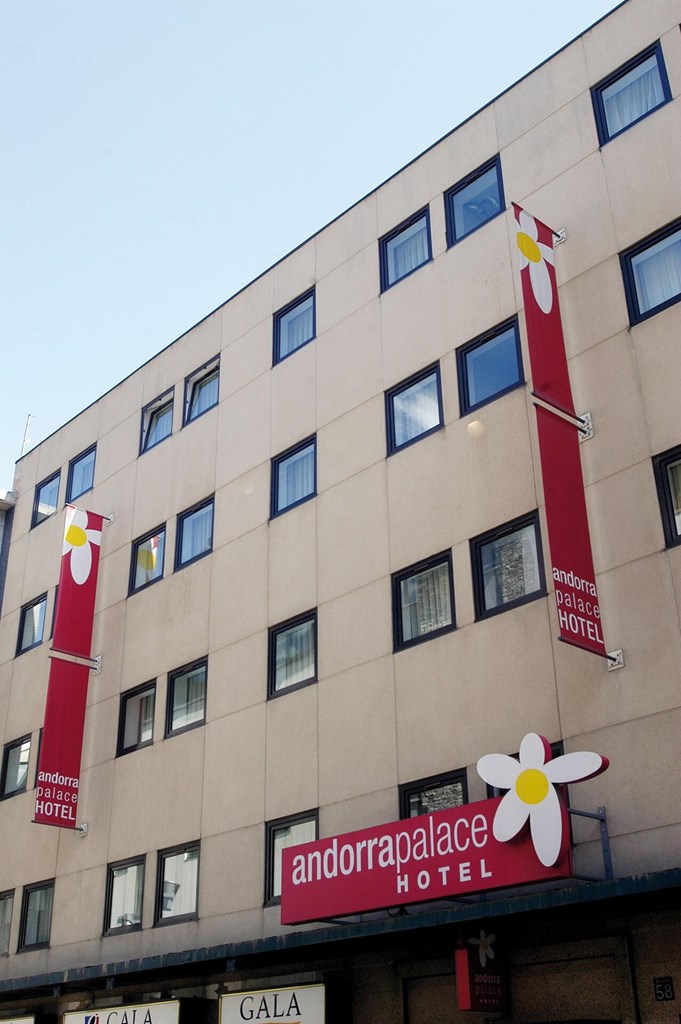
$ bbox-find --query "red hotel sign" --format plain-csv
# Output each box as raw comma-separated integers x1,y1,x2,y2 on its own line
35,506,105,829
280,797,571,925
514,205,607,658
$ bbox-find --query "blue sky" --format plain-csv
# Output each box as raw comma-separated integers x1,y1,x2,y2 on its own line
1,0,621,489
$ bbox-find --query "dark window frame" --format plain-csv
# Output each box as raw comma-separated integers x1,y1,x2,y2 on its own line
16,593,48,656
385,363,444,455
183,356,219,426
174,497,214,570
445,155,505,247
31,471,61,529
140,389,174,454
457,317,524,415
399,769,468,819
592,41,671,146
271,436,317,518
154,841,200,926
392,550,456,652
165,658,207,738
379,207,432,292
264,809,318,906
117,681,156,756
103,855,145,935
18,879,54,952
267,610,317,699
66,445,96,502
620,219,681,325
1,734,31,800
470,510,546,621
129,524,167,594
273,289,316,365
653,444,681,549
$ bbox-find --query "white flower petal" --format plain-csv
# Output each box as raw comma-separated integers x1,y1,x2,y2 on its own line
519,209,538,239
70,542,92,586
545,751,606,784
519,733,550,769
529,784,563,866
529,258,553,314
485,946,495,961
85,528,102,550
493,789,529,842
538,241,555,266
477,753,521,789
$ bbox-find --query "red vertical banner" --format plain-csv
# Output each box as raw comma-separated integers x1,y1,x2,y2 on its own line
514,205,607,658
35,506,105,828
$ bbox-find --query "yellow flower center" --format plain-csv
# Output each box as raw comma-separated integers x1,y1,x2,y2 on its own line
65,525,88,547
517,231,542,263
515,768,549,804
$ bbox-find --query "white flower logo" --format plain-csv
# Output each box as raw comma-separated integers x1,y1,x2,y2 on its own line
516,209,555,314
63,506,102,586
469,929,495,968
477,733,608,868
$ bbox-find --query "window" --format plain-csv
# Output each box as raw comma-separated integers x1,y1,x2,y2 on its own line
386,365,443,454
67,446,96,502
18,880,54,951
31,471,60,528
592,42,670,145
141,390,173,452
380,209,432,290
117,682,156,755
1,736,31,798
399,770,467,819
166,660,207,737
274,290,315,363
130,526,166,592
268,611,317,698
471,511,546,620
392,552,455,651
104,857,144,933
653,445,681,548
16,594,47,655
621,220,681,324
175,498,213,569
457,318,523,414
265,811,318,905
156,843,199,924
184,357,219,424
0,892,13,956
271,437,316,517
445,156,504,245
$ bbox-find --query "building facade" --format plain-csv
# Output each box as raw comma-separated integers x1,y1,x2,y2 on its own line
1,0,680,1021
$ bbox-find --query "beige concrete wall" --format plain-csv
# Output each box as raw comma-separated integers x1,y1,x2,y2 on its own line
0,0,679,980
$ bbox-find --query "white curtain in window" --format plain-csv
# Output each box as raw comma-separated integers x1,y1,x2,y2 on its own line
191,370,218,418
173,667,205,729
276,620,314,690
181,505,212,562
388,219,428,282
282,299,313,356
278,446,314,510
110,864,143,927
667,460,681,535
632,231,681,314
161,849,198,918
393,374,439,447
272,819,316,898
24,886,53,946
0,896,13,956
482,525,539,611
21,600,46,649
401,562,452,641
602,55,663,135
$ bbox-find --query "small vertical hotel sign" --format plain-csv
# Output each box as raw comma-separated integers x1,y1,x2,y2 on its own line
514,205,607,658
35,506,105,829
455,932,508,1012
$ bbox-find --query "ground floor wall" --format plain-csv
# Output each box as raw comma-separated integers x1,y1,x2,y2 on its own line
1,890,679,1024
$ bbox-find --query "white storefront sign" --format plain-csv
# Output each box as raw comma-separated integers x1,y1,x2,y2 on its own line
64,1000,180,1024
220,984,325,1024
